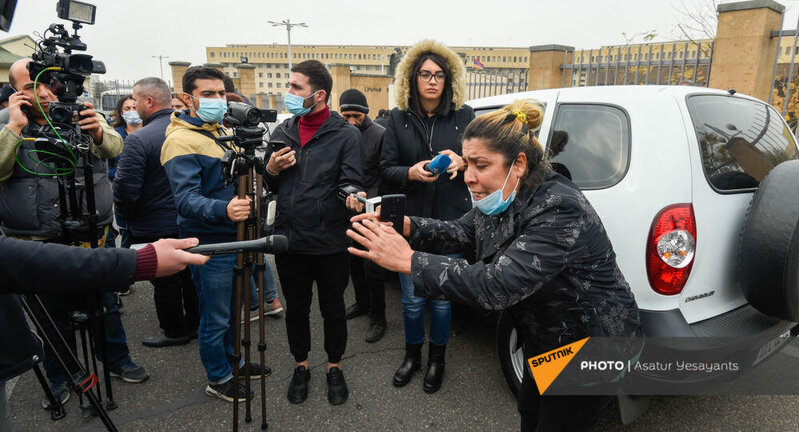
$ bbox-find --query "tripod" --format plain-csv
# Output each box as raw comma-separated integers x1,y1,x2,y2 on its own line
21,294,118,431
27,130,117,419
220,130,272,431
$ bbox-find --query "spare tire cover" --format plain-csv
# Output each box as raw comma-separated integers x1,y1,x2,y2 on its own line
739,160,799,321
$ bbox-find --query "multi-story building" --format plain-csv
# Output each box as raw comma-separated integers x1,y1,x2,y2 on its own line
204,43,530,97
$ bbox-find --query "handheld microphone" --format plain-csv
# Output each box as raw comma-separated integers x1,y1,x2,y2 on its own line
423,154,451,175
184,235,288,256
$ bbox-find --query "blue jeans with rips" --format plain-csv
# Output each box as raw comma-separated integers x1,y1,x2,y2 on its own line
190,253,242,385
399,255,459,346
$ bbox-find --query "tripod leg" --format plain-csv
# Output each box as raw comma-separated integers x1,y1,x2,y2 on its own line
31,361,66,421
255,172,268,431
92,293,116,410
21,295,119,431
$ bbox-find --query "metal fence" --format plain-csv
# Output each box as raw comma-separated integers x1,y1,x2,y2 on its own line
466,69,528,100
87,78,175,112
561,41,714,88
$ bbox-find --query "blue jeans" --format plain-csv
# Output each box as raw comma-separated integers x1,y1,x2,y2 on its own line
249,256,278,309
399,268,452,346
190,254,241,384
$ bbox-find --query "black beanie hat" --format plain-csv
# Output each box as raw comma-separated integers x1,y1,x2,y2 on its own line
339,89,369,114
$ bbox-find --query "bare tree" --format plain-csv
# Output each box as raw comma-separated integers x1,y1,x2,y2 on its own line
673,0,719,56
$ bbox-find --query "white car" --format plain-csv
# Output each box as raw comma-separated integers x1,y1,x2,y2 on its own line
467,85,799,422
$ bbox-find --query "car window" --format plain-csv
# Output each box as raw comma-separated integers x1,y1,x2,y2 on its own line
548,104,630,189
687,95,798,192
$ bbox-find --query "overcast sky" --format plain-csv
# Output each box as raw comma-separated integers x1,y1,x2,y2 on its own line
6,0,799,82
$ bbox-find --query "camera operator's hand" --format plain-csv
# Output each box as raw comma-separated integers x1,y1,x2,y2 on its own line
266,147,296,175
407,160,438,183
78,102,104,144
7,92,31,135
346,191,367,212
351,210,411,237
152,238,209,278
227,195,252,222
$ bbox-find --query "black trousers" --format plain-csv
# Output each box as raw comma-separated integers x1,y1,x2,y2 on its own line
518,349,611,432
131,235,199,338
275,252,349,363
349,255,386,321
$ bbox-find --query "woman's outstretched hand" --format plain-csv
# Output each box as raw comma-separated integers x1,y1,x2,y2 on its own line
347,218,413,274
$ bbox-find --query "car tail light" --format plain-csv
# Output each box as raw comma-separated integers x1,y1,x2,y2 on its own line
646,204,697,295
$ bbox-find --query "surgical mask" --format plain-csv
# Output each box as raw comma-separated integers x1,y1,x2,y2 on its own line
188,94,227,124
284,90,319,116
471,164,520,216
122,110,142,126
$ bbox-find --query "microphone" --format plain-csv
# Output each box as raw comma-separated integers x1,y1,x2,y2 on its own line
185,235,288,256
423,154,451,175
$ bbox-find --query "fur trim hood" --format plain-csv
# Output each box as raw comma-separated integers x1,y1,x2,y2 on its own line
394,40,466,111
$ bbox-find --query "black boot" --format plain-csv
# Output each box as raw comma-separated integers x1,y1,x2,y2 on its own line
423,343,446,394
392,343,422,387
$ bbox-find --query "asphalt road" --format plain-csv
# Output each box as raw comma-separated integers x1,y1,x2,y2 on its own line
8,256,799,431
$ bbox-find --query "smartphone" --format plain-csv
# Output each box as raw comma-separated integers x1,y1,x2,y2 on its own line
379,194,406,234
270,140,286,153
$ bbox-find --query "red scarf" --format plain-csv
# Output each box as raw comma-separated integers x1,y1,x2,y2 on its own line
298,105,330,147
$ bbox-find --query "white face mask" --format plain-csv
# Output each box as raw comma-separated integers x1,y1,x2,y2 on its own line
122,110,142,126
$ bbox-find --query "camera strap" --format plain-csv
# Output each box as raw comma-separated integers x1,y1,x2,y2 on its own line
191,128,231,154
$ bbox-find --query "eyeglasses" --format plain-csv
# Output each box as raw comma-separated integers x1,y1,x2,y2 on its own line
418,71,446,83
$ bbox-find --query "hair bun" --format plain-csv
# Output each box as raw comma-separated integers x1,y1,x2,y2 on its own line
505,100,543,131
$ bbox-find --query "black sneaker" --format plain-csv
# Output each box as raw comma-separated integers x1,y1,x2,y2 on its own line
345,303,367,320
365,320,386,343
287,365,310,404
40,382,69,410
326,367,349,405
205,380,253,403
236,362,273,380
142,332,191,348
109,363,150,383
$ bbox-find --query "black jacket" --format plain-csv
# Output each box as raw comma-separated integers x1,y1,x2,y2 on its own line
380,106,475,221
356,115,385,197
265,110,363,254
0,237,137,381
409,173,641,353
113,108,179,238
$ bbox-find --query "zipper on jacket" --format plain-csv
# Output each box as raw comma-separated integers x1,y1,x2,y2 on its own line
410,111,437,157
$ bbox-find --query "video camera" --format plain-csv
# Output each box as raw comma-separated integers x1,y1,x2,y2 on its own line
219,102,278,186
28,0,105,150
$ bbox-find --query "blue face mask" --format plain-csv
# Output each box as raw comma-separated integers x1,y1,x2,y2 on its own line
471,164,520,216
188,95,227,124
284,90,319,116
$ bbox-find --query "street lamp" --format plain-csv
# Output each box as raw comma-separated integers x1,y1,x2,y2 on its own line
267,19,308,70
152,54,170,80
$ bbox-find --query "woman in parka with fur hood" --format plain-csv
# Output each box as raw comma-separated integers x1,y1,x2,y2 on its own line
379,40,475,393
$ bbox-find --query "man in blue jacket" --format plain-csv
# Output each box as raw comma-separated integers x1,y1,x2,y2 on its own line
161,66,268,403
114,77,199,348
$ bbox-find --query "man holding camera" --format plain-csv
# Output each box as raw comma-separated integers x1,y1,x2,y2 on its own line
114,77,199,348
161,66,269,403
338,89,388,343
265,60,363,406
0,58,149,409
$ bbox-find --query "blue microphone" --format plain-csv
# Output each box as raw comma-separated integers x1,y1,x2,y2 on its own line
424,154,451,175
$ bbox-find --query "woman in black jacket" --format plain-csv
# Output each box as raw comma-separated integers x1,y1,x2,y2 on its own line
379,40,475,393
352,100,640,431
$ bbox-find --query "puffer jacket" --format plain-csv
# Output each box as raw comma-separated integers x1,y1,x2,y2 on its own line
380,39,475,221
409,172,641,354
161,112,234,243
265,110,363,254
0,118,123,239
